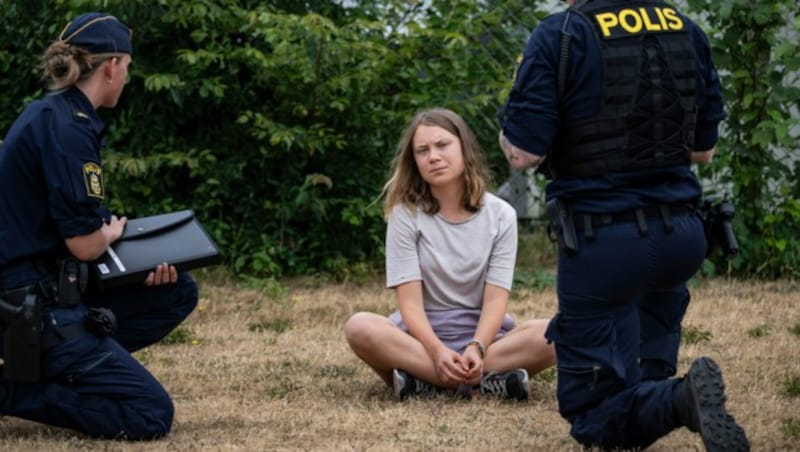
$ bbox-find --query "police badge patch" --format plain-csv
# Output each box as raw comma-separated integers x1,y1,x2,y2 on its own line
82,162,104,199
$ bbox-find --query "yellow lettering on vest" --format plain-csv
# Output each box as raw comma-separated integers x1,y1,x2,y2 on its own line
662,8,684,30
640,7,662,31
595,12,619,37
618,9,643,34
655,7,669,29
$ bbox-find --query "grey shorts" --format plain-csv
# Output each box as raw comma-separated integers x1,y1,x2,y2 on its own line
388,308,516,353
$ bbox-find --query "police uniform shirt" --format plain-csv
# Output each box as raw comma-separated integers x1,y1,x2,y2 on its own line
501,3,726,213
0,87,108,266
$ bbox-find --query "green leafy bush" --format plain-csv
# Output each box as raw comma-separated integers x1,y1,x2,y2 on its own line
2,1,796,279
688,0,800,278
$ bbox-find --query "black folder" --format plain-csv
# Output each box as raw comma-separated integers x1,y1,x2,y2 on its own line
92,210,221,288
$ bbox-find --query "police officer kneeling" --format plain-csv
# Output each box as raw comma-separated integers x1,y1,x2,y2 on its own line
0,13,197,439
499,0,748,450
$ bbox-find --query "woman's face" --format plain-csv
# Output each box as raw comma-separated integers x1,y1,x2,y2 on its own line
411,124,465,189
103,54,131,108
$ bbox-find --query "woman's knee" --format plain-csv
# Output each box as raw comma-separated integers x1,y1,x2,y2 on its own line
519,319,557,365
518,318,550,341
344,312,375,346
344,312,393,352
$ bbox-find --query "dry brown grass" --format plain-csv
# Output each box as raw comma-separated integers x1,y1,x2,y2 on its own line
1,271,798,451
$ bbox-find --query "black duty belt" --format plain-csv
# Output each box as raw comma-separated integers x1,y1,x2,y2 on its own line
0,286,32,305
0,282,57,308
573,204,692,237
1,285,91,350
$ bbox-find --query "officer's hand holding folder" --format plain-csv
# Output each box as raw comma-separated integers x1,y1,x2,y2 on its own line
92,210,221,288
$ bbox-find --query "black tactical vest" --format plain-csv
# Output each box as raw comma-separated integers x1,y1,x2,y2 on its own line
549,0,698,179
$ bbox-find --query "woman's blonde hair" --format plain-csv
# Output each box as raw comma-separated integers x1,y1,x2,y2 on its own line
382,108,490,218
40,41,123,91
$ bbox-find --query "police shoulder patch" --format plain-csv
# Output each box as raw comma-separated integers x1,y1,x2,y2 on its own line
82,162,104,199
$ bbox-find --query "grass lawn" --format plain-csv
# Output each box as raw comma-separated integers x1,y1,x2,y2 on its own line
1,237,798,450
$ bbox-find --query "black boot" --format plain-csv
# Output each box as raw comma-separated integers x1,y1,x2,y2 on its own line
673,357,750,451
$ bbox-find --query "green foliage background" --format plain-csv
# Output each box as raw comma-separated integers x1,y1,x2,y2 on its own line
685,0,800,278
0,0,797,279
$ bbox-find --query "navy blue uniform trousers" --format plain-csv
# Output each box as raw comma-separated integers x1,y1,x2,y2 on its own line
0,267,197,439
544,211,706,449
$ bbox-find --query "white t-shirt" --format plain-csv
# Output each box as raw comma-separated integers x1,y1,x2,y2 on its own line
385,192,518,310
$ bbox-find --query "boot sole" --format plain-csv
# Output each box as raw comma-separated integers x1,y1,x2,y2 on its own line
686,357,750,452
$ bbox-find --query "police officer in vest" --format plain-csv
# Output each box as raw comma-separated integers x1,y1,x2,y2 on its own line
499,0,748,450
0,13,197,439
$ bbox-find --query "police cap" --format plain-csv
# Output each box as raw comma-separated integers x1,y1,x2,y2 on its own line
58,12,132,54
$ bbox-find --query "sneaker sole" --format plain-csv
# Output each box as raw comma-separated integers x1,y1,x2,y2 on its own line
517,369,530,402
392,369,407,402
686,358,750,452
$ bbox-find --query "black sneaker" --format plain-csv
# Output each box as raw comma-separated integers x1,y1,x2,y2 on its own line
479,369,529,401
392,369,442,401
674,357,750,451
